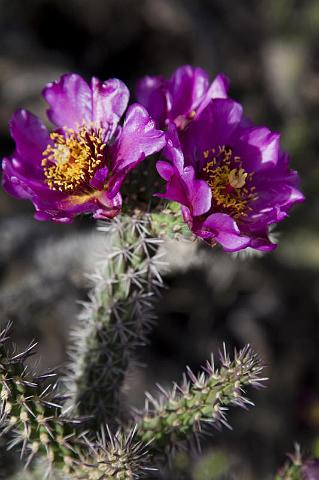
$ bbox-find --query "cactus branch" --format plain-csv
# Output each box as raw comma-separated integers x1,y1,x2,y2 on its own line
0,323,87,476
134,345,266,458
67,214,168,431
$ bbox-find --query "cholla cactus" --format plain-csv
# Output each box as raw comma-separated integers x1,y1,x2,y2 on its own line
0,65,307,480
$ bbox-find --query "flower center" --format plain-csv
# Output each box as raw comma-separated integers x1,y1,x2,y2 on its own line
202,145,257,219
42,126,106,192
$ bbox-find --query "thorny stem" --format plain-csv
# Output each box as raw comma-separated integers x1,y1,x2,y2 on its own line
134,345,267,458
0,323,85,476
67,214,162,430
67,207,190,431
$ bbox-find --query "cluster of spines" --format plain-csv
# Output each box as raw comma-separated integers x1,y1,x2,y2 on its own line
75,426,154,480
66,214,166,430
0,323,84,476
135,345,267,457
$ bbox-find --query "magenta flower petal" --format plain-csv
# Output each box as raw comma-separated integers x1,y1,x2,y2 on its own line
252,171,304,215
136,75,163,107
168,65,209,121
136,65,230,130
2,156,80,226
136,75,167,129
91,77,129,137
43,73,92,128
182,166,212,216
2,157,40,200
237,127,281,170
208,98,244,142
89,166,109,190
208,74,230,99
156,160,212,216
2,154,58,201
156,160,190,206
156,160,175,181
181,99,243,170
195,73,230,117
110,103,165,172
200,213,251,251
249,234,276,251
34,211,73,223
54,190,122,219
10,110,51,178
93,191,122,220
31,187,122,224
107,102,166,198
163,122,185,173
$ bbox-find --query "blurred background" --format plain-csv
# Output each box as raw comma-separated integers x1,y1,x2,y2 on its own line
0,0,318,478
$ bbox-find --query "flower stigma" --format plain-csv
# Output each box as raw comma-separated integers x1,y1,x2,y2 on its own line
42,126,106,193
203,145,257,219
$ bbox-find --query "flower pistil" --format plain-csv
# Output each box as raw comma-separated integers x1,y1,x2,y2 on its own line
42,126,106,193
203,145,257,219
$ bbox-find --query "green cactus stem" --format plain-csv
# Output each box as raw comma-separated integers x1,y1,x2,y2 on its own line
135,345,266,457
67,214,167,431
0,323,86,476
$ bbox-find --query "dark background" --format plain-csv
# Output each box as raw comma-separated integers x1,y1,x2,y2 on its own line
0,1,319,478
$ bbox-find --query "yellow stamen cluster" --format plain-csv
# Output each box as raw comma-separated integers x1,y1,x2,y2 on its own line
203,145,257,219
42,126,106,192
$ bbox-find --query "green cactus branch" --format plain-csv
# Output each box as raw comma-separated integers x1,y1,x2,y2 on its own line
67,214,164,431
134,345,267,458
0,323,85,476
67,208,191,432
0,324,153,479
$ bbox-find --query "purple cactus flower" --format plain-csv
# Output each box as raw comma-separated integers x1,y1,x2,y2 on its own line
136,65,229,130
156,98,304,252
302,460,319,480
2,74,165,223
